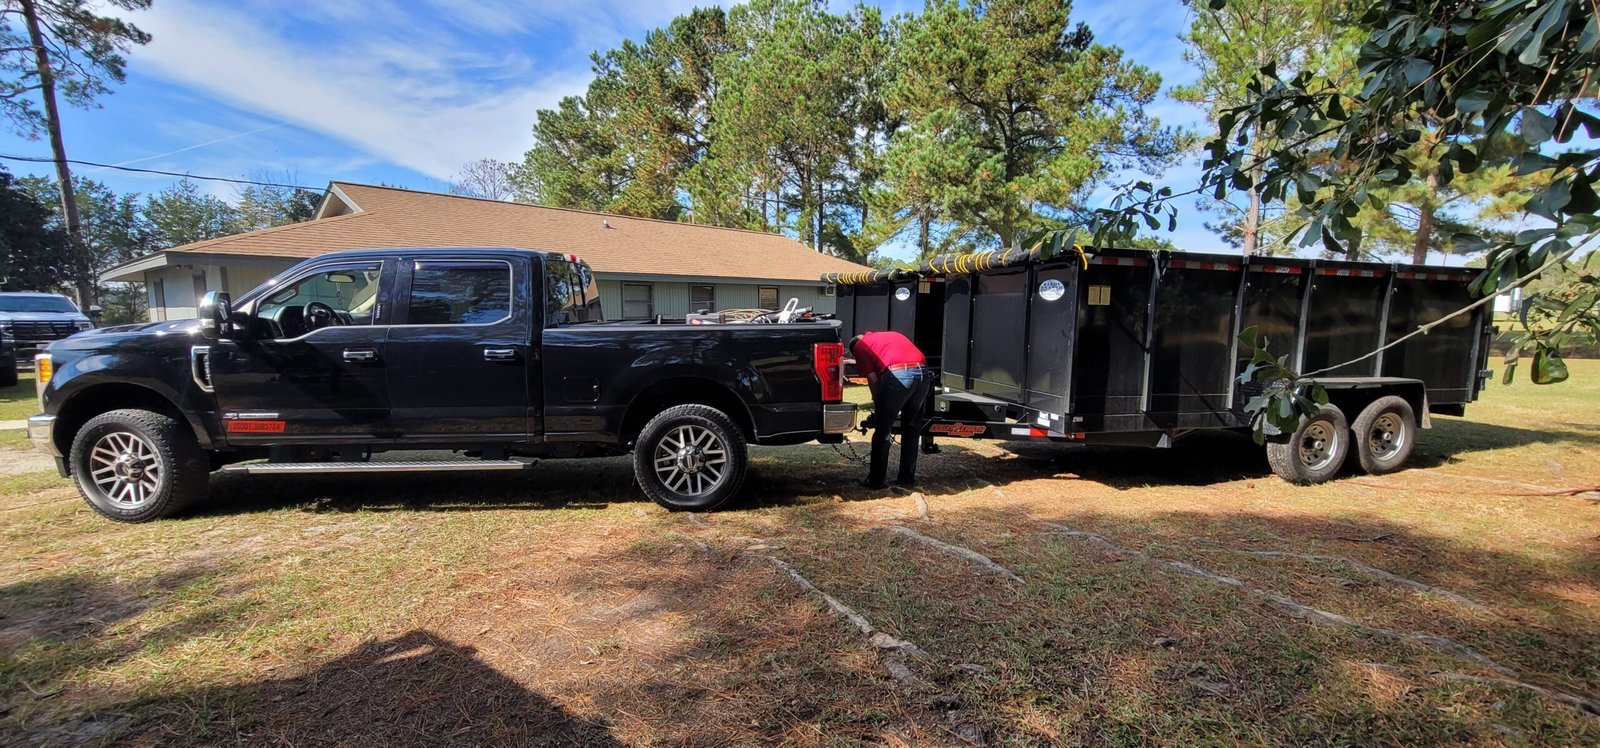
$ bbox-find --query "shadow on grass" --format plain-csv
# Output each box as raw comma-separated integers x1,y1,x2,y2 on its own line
117,630,622,745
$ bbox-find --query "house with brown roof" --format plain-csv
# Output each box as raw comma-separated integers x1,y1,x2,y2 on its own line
101,182,871,321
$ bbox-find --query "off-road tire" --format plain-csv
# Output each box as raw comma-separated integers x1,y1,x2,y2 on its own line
633,404,747,511
0,361,16,387
1351,396,1416,475
70,409,208,523
1266,404,1350,485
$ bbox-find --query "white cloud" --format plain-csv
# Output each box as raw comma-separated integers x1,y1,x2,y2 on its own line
123,0,700,180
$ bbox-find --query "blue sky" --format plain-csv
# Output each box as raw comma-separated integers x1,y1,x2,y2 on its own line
0,0,1217,260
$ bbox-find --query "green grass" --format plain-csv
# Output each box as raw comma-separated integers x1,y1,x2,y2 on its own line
0,372,36,421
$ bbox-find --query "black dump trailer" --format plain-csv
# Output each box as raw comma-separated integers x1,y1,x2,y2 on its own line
827,247,1494,484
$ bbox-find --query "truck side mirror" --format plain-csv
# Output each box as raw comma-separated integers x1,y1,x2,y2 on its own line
87,305,103,320
198,291,232,340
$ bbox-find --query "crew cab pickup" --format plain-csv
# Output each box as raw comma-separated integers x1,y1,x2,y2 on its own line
29,247,856,522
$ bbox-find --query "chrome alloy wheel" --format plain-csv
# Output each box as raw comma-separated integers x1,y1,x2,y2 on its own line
1297,420,1339,471
88,431,162,508
653,424,728,496
1367,412,1407,460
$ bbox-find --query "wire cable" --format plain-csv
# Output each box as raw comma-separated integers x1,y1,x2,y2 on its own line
0,153,319,190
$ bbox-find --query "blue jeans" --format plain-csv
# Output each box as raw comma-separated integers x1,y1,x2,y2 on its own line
869,368,933,486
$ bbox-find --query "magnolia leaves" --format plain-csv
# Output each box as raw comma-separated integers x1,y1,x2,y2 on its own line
1236,326,1330,444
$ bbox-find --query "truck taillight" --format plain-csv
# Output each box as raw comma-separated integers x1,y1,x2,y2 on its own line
813,342,844,403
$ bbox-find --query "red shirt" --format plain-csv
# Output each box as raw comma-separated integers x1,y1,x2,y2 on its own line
850,331,925,378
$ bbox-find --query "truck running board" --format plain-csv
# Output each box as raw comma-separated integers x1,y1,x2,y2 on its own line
220,460,534,475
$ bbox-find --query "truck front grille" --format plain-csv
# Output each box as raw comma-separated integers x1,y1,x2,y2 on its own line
9,321,79,341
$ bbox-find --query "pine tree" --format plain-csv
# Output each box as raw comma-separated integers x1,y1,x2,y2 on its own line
144,179,241,249
0,0,152,306
1172,0,1352,255
885,0,1181,250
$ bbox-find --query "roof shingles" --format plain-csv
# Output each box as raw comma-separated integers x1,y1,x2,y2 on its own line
161,182,869,283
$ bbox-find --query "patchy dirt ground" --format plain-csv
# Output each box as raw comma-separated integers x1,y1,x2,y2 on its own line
2,364,1598,745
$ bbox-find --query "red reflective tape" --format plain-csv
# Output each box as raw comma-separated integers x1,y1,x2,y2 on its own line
227,420,285,434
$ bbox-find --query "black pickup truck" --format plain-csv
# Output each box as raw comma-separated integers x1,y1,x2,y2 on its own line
29,247,856,522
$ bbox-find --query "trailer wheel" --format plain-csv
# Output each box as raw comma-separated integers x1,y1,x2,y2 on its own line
1266,404,1349,485
69,409,208,523
633,404,748,511
1352,396,1416,475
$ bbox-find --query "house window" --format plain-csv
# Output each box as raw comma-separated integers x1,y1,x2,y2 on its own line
622,283,653,319
690,284,716,313
151,279,166,322
758,285,780,310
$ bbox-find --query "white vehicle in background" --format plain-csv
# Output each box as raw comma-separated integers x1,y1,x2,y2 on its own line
0,292,99,359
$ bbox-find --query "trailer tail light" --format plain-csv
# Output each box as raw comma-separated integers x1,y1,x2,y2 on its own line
813,342,844,403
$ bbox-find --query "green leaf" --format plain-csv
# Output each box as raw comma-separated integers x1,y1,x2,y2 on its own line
1238,325,1261,350
1277,395,1296,420
1309,383,1329,405
1457,89,1492,113
1532,348,1570,385
1502,360,1517,385
1402,58,1433,85
1520,109,1555,145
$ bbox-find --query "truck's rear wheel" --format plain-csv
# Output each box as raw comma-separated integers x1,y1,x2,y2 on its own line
1266,404,1349,485
70,409,208,523
1352,396,1416,475
633,404,747,511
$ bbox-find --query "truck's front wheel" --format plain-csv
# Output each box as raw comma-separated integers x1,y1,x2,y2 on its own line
633,404,747,511
70,409,208,523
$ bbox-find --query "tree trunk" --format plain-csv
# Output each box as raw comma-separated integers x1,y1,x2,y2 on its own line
1241,183,1262,256
917,209,931,261
22,0,91,308
1411,170,1439,265
815,179,825,253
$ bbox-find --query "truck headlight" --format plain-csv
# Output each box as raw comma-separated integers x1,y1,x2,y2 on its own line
76,321,93,330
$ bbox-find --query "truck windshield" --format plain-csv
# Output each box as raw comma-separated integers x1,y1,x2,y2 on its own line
0,296,78,313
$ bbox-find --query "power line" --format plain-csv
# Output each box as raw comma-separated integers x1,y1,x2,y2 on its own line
0,153,320,190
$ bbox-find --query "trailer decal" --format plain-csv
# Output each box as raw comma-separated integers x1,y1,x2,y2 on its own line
930,422,987,437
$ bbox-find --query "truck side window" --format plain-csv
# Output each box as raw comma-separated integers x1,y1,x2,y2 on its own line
407,260,511,325
577,263,602,322
255,263,382,339
545,257,575,327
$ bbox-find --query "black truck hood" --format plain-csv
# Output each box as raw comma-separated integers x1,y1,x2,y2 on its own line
47,319,201,352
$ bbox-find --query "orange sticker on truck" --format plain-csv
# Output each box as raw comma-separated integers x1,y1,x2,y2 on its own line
227,420,286,434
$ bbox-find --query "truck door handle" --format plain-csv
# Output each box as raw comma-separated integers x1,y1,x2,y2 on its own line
483,347,519,362
342,348,378,363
